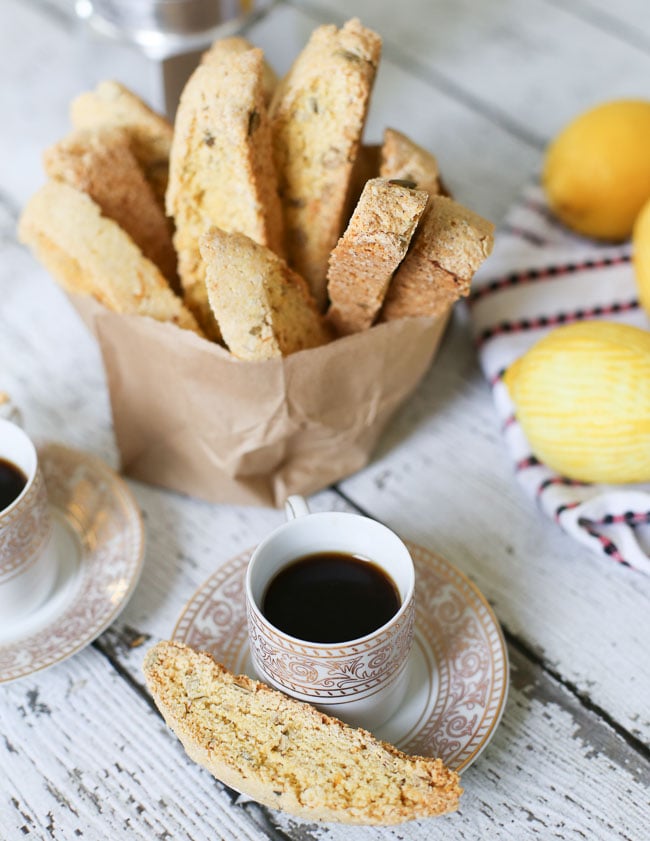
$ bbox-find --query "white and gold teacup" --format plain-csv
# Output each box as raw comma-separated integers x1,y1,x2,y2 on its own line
0,418,56,624
246,495,415,730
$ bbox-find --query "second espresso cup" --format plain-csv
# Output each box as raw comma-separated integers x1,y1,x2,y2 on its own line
0,418,56,625
245,496,415,730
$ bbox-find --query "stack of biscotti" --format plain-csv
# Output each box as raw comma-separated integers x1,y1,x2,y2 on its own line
19,18,494,361
144,641,463,825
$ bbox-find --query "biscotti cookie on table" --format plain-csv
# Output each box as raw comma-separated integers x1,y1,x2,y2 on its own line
381,195,495,320
44,127,179,288
270,18,382,308
70,80,173,211
143,641,462,825
167,48,284,340
380,128,441,196
200,228,330,361
18,181,202,335
327,178,428,335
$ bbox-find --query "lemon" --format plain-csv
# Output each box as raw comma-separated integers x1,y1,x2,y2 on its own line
543,100,650,241
633,196,650,316
504,321,650,483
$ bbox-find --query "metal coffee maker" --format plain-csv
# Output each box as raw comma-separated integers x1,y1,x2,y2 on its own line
74,0,273,118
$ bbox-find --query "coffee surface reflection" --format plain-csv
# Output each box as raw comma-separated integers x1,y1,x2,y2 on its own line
262,551,401,644
0,458,27,512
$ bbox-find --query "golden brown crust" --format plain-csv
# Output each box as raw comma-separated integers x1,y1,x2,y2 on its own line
200,228,331,360
327,178,428,334
143,641,462,825
44,127,179,289
380,128,440,196
167,49,284,340
70,80,173,211
270,18,382,308
381,195,495,320
18,181,202,335
344,142,382,222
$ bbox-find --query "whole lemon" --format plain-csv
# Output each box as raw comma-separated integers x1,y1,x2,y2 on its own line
543,100,650,241
504,321,650,483
633,196,650,316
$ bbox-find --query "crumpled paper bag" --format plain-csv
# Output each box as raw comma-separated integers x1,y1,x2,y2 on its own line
71,295,449,507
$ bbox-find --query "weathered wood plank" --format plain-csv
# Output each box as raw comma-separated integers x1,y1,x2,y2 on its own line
2,1,650,839
0,649,292,840
249,4,539,225
4,642,646,840
294,0,650,142
547,0,650,45
267,646,650,841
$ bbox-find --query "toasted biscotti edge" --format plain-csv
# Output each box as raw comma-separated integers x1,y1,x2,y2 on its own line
70,80,173,210
327,178,429,334
44,127,179,289
200,228,331,360
168,50,284,339
380,128,441,196
143,640,463,825
270,18,382,308
18,180,202,336
381,195,495,321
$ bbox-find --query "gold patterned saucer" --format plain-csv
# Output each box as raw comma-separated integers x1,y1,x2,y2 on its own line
173,542,508,772
0,443,144,683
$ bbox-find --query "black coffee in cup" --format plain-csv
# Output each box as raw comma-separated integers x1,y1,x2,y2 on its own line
261,551,401,644
0,458,27,511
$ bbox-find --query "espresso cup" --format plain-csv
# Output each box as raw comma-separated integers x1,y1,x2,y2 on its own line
245,495,415,730
0,418,56,624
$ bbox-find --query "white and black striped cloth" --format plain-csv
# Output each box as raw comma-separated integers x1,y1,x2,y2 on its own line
469,183,650,575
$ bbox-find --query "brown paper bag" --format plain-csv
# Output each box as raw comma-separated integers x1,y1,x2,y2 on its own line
70,295,449,507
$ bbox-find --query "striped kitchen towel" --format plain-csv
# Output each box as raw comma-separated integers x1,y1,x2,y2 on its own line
469,182,650,574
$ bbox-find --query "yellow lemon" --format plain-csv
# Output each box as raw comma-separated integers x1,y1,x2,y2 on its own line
633,196,650,316
504,321,650,483
543,100,650,241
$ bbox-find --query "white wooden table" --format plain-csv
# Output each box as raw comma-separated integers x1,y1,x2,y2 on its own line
1,1,649,838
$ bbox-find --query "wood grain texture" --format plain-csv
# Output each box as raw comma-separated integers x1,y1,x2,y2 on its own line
1,0,649,838
295,0,650,141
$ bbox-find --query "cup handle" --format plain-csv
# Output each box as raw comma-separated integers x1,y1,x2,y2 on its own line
0,393,23,427
285,495,310,521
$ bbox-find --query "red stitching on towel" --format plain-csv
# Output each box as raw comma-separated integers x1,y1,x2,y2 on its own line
536,476,589,496
515,455,541,471
489,368,506,387
579,524,630,567
554,501,581,521
580,512,650,527
475,299,639,347
469,254,631,305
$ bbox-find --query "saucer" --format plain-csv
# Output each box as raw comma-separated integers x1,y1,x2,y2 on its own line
173,541,508,772
0,443,145,683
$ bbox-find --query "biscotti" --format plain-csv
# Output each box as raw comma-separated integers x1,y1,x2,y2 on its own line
270,18,382,308
344,142,381,221
70,80,173,211
201,36,278,105
327,178,428,334
18,181,201,335
381,195,495,320
44,127,178,288
143,641,462,825
200,228,330,360
380,128,441,196
167,49,284,339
